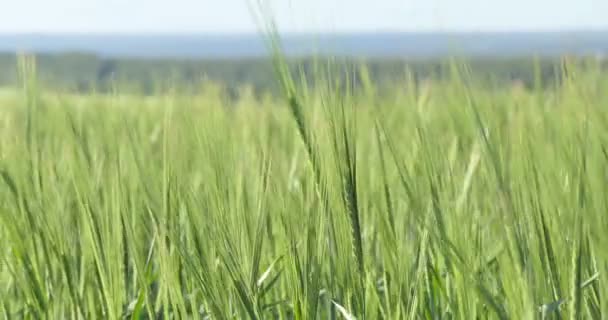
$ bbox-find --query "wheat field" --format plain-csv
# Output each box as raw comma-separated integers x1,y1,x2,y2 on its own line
1,55,608,319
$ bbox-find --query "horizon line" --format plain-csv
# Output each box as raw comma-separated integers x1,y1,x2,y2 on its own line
1,28,607,37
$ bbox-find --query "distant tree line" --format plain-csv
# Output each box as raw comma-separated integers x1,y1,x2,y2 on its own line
0,52,603,96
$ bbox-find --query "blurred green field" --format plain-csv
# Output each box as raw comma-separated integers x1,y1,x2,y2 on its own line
1,56,608,319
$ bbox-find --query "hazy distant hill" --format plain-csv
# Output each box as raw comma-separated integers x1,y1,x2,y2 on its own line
0,31,607,59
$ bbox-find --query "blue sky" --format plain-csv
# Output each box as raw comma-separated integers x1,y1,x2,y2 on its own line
0,0,606,33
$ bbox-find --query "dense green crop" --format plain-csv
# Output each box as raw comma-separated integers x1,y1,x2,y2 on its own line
1,54,608,319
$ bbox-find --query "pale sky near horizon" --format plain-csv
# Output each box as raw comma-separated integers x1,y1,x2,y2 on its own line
0,0,606,33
